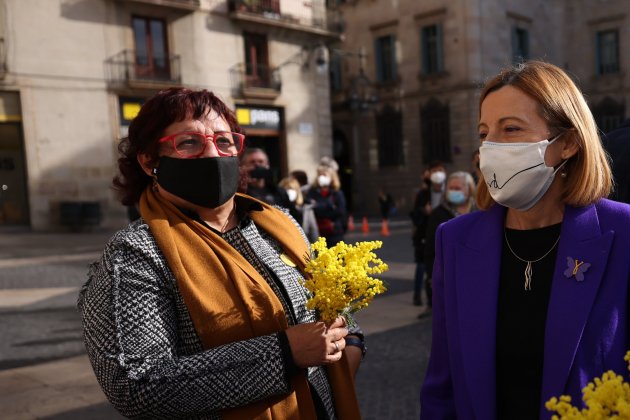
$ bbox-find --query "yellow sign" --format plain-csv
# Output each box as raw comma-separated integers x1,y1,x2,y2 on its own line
122,102,142,121
236,108,250,125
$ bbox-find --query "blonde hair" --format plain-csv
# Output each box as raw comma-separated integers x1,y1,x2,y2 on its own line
476,60,612,210
314,165,341,191
278,176,303,206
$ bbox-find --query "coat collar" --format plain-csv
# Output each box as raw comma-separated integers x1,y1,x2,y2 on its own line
454,203,614,420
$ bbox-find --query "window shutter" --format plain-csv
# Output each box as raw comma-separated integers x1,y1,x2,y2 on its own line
390,35,398,81
436,24,443,72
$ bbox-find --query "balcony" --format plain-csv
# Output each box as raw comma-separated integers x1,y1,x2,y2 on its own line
114,0,200,12
230,63,281,99
104,50,181,90
227,0,343,40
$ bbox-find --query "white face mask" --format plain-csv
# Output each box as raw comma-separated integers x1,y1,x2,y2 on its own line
286,189,297,202
430,171,446,185
479,135,566,211
318,175,331,187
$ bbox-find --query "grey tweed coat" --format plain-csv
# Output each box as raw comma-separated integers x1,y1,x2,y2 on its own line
78,209,362,419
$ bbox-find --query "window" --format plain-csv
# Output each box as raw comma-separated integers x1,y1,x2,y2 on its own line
421,24,443,75
132,16,169,80
376,106,404,167
512,27,529,63
421,99,451,163
374,35,397,83
329,53,343,92
244,32,270,88
596,29,620,75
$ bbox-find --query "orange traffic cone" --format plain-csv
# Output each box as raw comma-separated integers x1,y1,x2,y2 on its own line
347,214,356,231
380,219,390,236
361,216,370,235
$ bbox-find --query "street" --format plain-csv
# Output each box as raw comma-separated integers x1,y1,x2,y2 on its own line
0,219,431,419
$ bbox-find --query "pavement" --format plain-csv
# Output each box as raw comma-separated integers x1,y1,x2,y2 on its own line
0,218,431,419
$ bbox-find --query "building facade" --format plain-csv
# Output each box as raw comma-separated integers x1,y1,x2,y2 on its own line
330,0,629,216
0,0,339,230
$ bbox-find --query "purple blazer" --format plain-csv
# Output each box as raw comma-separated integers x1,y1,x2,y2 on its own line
420,199,630,420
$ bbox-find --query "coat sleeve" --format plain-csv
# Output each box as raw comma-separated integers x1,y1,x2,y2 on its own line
78,229,293,419
420,223,457,419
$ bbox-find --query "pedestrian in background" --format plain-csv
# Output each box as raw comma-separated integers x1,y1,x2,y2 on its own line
240,147,293,211
79,88,364,419
378,188,395,221
419,171,476,318
409,161,446,306
421,61,630,419
307,164,347,246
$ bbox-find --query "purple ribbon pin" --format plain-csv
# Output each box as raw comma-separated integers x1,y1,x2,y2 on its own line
563,257,591,282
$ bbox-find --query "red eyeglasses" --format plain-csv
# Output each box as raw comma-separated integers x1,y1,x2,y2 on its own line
158,131,245,158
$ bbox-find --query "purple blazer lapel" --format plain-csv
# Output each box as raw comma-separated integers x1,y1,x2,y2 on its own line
540,204,614,411
455,205,505,420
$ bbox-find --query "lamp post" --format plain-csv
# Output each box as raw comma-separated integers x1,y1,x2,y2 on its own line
340,47,378,212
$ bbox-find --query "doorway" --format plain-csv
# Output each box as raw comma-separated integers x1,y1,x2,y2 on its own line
0,123,29,225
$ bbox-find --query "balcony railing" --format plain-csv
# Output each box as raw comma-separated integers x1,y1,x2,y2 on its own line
104,49,181,88
230,63,281,98
228,0,343,37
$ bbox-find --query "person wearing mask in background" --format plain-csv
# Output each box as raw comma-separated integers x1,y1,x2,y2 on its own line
409,161,446,306
307,165,347,246
280,175,320,244
79,88,364,419
290,169,311,196
420,171,477,319
421,61,630,419
240,148,293,212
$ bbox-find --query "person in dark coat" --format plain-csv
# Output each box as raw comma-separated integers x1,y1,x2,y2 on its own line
409,161,446,306
602,119,630,204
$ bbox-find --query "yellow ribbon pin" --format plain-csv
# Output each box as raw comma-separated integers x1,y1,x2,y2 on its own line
280,253,296,267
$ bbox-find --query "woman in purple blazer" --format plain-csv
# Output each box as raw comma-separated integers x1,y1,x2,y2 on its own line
420,61,630,420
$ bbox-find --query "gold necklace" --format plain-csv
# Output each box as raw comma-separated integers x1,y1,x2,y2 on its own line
504,230,561,291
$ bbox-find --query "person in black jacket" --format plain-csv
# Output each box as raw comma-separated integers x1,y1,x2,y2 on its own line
602,119,630,204
420,171,477,318
409,161,446,306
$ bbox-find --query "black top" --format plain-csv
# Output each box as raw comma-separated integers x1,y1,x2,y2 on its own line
496,223,562,420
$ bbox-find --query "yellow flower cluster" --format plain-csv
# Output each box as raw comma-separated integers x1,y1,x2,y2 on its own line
546,351,630,419
303,237,388,325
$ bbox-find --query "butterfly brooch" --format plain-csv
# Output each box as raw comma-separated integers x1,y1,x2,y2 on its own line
563,257,591,282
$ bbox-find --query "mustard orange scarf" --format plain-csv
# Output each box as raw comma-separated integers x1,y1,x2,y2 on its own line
139,188,361,419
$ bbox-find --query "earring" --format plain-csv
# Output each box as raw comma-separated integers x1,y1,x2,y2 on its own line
560,169,568,178
151,168,159,191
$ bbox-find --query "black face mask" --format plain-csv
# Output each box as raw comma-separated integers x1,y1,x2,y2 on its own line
249,166,272,180
155,156,240,209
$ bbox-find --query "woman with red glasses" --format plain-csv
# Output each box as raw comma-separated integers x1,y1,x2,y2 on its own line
79,88,364,419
